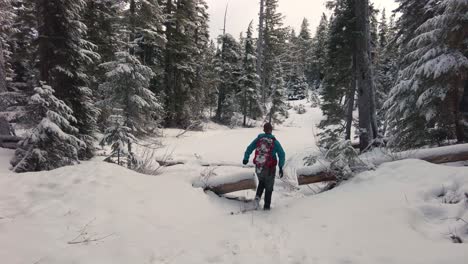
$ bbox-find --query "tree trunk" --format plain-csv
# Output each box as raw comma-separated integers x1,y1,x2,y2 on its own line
257,0,265,103
453,78,466,143
462,79,468,137
354,0,376,152
243,88,247,127
345,54,357,140
0,41,7,93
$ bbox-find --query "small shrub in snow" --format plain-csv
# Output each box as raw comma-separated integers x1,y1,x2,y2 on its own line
11,84,84,172
310,91,320,108
199,167,218,188
100,122,138,168
305,140,367,182
293,104,307,114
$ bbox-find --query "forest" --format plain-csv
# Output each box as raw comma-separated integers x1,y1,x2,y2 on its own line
0,0,467,262
0,0,466,172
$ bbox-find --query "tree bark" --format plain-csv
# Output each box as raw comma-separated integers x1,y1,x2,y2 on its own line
0,41,7,93
257,0,265,103
354,0,377,152
345,53,357,140
453,78,467,143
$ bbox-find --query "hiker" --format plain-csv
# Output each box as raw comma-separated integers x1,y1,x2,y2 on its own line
243,123,285,210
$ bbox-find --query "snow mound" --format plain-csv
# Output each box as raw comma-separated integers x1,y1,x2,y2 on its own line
1,149,467,264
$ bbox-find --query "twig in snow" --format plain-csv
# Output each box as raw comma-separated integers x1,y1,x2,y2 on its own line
67,233,115,245
176,121,202,138
67,218,114,245
441,217,468,224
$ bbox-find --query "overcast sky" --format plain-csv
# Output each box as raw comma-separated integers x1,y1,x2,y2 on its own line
205,0,399,39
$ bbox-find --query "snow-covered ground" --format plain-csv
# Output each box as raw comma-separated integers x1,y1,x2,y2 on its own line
1,100,467,264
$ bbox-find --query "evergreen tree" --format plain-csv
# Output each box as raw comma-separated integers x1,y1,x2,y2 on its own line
261,0,287,104
100,51,162,135
83,0,122,87
9,0,37,91
374,8,398,135
268,61,288,124
317,0,355,147
99,51,162,166
185,0,211,124
297,18,314,85
36,0,100,160
310,14,329,85
202,40,220,119
214,34,241,124
385,0,468,148
11,83,84,172
127,0,165,67
239,22,262,127
0,0,15,92
378,9,388,50
162,0,206,127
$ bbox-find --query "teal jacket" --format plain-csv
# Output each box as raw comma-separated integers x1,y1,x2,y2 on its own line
244,133,286,168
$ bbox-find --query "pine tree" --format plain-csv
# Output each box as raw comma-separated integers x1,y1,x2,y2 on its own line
378,9,388,51
374,8,398,135
127,0,165,67
385,0,468,148
0,0,15,92
262,0,287,104
239,22,262,127
11,83,84,172
311,14,329,85
36,0,100,160
99,51,162,166
318,0,355,147
9,0,37,91
268,61,288,124
185,0,211,124
214,34,242,124
100,51,162,135
162,0,204,127
297,18,314,85
83,0,122,88
202,40,220,119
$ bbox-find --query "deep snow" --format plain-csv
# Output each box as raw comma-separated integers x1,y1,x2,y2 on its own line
1,101,467,264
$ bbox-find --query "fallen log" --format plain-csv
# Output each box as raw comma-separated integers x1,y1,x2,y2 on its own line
297,171,337,185
207,179,256,195
156,160,185,167
201,144,468,195
0,135,22,142
0,135,22,149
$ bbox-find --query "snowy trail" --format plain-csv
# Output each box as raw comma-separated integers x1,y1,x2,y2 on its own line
1,101,467,264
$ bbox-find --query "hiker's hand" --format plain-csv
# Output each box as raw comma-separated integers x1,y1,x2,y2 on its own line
243,160,248,165
279,167,284,178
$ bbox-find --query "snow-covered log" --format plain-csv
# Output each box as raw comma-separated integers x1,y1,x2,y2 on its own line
206,179,257,195
201,144,468,195
297,171,337,185
299,144,468,179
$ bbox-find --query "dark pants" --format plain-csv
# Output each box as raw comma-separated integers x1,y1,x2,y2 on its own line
255,166,276,209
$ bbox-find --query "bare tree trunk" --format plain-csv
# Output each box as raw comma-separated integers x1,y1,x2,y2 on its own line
242,88,247,127
257,0,265,104
354,0,376,152
345,54,357,140
0,41,6,93
453,78,466,143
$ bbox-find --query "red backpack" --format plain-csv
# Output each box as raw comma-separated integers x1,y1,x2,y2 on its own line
253,137,277,169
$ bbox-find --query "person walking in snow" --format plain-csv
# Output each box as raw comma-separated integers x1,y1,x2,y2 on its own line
243,123,285,210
